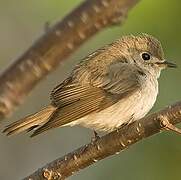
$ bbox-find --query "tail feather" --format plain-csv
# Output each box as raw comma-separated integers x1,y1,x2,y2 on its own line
3,105,57,136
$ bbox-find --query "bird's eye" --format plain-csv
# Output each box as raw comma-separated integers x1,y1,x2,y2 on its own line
141,52,151,61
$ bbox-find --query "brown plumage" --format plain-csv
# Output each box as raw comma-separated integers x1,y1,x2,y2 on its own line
3,34,176,137
4,105,56,136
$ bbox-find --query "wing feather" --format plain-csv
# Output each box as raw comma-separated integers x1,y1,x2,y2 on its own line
31,96,105,136
32,59,143,136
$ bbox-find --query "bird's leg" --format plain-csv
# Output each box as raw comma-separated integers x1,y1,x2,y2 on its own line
81,131,101,153
94,130,100,139
91,130,100,142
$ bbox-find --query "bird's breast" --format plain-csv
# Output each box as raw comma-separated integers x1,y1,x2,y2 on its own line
72,76,158,132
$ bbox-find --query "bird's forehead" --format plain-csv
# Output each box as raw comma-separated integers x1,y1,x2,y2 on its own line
120,34,164,60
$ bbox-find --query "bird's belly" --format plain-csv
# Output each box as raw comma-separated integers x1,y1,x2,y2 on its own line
69,83,158,132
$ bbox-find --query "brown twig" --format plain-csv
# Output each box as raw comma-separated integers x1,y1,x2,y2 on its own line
0,0,139,118
24,101,181,180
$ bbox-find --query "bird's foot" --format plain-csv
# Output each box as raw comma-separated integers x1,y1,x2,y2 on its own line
159,116,181,135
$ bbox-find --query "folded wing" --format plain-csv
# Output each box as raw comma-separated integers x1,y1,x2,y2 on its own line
32,61,142,136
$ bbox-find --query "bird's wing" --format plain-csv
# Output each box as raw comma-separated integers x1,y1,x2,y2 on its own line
32,62,142,136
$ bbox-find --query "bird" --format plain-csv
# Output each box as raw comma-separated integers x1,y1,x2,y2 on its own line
3,34,176,137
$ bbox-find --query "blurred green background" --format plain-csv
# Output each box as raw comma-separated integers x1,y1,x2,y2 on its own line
0,0,181,180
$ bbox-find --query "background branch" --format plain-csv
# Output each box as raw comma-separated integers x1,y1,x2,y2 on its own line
24,101,181,180
0,0,139,118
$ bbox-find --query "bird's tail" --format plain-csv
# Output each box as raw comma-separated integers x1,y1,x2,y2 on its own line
3,105,57,136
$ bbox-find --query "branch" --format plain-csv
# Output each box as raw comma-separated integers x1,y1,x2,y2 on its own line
0,0,139,118
24,101,181,180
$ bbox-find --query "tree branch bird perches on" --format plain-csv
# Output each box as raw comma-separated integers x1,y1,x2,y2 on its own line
24,101,181,180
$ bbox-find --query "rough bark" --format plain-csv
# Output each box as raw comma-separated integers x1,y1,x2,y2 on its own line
24,101,181,180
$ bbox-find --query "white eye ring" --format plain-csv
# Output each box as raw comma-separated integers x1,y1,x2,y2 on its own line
141,52,151,61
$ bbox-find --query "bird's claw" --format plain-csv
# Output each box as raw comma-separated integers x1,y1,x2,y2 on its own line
159,116,181,135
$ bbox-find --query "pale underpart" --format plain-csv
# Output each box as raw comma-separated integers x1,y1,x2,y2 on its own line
67,72,158,132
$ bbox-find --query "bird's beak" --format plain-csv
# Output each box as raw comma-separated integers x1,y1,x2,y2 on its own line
156,60,177,68
163,60,177,68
